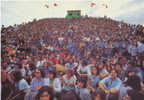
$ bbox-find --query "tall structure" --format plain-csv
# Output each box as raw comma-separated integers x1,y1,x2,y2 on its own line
66,10,81,19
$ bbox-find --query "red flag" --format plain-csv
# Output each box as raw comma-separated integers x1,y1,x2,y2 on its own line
54,3,57,7
45,4,49,8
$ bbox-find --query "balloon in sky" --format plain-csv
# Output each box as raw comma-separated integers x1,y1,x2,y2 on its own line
54,3,58,7
102,3,108,8
90,2,96,7
45,4,49,8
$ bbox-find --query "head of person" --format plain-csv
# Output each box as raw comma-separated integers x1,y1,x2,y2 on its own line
36,86,53,100
115,63,122,71
126,75,141,91
81,60,87,67
35,69,42,79
77,79,86,88
94,90,105,100
48,71,55,80
128,61,135,68
66,69,73,77
98,62,104,70
1,70,7,82
127,68,137,77
110,69,118,80
91,67,99,75
43,62,48,69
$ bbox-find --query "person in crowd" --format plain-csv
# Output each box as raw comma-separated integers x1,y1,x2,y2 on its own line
25,69,44,100
18,72,30,92
87,67,100,92
77,60,91,81
98,62,109,80
62,69,77,91
20,64,26,77
120,75,144,100
43,71,55,88
30,69,44,89
93,91,106,100
53,71,64,100
75,79,92,100
115,63,126,81
126,61,143,81
99,69,122,100
36,86,54,100
17,72,30,100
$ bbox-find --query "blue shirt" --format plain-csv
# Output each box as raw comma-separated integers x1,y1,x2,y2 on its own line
40,40,44,46
128,45,137,56
97,42,104,47
135,67,143,81
74,86,91,100
20,68,26,76
18,79,30,92
89,74,100,88
30,77,44,89
137,42,144,53
100,76,122,91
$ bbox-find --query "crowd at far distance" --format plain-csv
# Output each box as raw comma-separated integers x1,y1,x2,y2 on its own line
1,17,144,100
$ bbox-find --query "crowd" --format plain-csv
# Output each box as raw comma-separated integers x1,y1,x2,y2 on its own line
1,17,144,100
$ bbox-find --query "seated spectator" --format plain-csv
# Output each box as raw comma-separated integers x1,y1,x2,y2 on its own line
75,79,92,100
25,69,44,100
98,62,109,80
121,75,144,100
53,71,64,100
43,71,55,88
99,69,122,100
87,67,100,92
36,86,53,100
93,91,106,100
62,69,77,91
115,63,126,81
126,61,143,81
77,60,91,81
18,73,30,92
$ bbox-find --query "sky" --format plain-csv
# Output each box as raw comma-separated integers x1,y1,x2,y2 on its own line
1,0,144,27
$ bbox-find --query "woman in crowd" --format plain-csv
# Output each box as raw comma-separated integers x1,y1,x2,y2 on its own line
62,69,77,91
98,62,109,80
87,67,100,92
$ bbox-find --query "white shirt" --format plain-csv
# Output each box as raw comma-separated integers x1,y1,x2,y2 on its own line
77,64,91,75
36,60,45,68
137,41,144,53
43,78,50,86
63,75,77,91
53,78,62,92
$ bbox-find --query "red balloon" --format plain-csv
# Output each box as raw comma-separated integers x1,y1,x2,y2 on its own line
54,3,57,7
90,2,96,7
45,4,49,8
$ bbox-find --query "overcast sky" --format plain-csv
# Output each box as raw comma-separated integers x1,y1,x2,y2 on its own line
1,0,144,27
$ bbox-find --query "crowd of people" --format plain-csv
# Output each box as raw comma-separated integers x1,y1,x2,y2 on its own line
1,17,144,100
